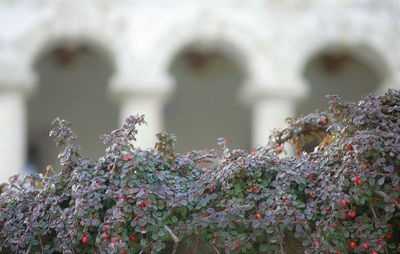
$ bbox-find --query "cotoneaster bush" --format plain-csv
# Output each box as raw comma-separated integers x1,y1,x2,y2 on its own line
0,89,399,254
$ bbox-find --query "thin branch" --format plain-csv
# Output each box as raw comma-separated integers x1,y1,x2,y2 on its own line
164,225,180,254
279,240,285,254
44,165,56,178
369,203,378,219
210,243,221,254
25,243,31,254
164,225,180,243
139,242,151,254
275,227,285,254
39,237,44,254
236,233,254,254
11,183,22,191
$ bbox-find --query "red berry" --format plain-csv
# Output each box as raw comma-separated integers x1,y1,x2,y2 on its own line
378,244,384,249
385,232,393,239
347,144,353,150
247,184,260,192
275,145,283,153
102,232,108,238
372,251,378,254
349,241,357,249
210,183,216,190
134,215,141,221
307,173,314,181
363,243,370,249
121,251,127,254
137,201,151,208
256,213,263,219
203,212,210,217
130,234,138,241
352,177,362,186
348,211,357,218
341,199,347,207
111,237,117,243
233,241,240,250
81,235,89,245
122,155,133,161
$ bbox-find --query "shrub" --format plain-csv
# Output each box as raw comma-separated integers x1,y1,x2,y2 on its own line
0,89,399,254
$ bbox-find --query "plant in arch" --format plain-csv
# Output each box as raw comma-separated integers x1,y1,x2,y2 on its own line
0,89,399,254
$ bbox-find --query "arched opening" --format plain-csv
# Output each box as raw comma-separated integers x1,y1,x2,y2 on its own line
297,46,386,153
165,43,251,152
298,46,385,115
27,42,118,173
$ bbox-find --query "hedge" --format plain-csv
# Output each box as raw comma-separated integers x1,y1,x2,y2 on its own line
0,89,399,254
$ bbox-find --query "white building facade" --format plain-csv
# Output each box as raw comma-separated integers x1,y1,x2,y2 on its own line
0,0,399,182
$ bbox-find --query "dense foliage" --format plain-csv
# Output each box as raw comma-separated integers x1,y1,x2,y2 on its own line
0,89,399,254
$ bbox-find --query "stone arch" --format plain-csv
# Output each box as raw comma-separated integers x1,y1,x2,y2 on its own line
152,16,260,89
164,37,253,152
297,43,390,114
294,36,392,96
13,8,118,79
29,36,116,75
26,36,119,172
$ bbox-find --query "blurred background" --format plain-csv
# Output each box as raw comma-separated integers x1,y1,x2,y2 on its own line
0,0,399,181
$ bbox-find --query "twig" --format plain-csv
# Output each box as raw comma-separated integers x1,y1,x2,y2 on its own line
11,183,22,191
39,237,44,254
275,227,285,254
369,203,378,219
236,233,253,254
25,243,31,254
164,225,180,254
44,165,56,178
279,240,285,254
139,242,151,254
210,243,221,254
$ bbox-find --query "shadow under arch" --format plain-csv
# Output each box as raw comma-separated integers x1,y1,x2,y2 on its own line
27,38,119,172
164,40,252,152
30,36,117,73
297,44,389,116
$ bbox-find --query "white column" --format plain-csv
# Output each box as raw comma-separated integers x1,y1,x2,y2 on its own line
119,94,165,149
252,97,296,147
0,90,27,183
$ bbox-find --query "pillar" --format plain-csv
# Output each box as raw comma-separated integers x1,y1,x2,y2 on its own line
0,89,29,183
119,93,166,149
252,97,297,147
240,77,308,148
